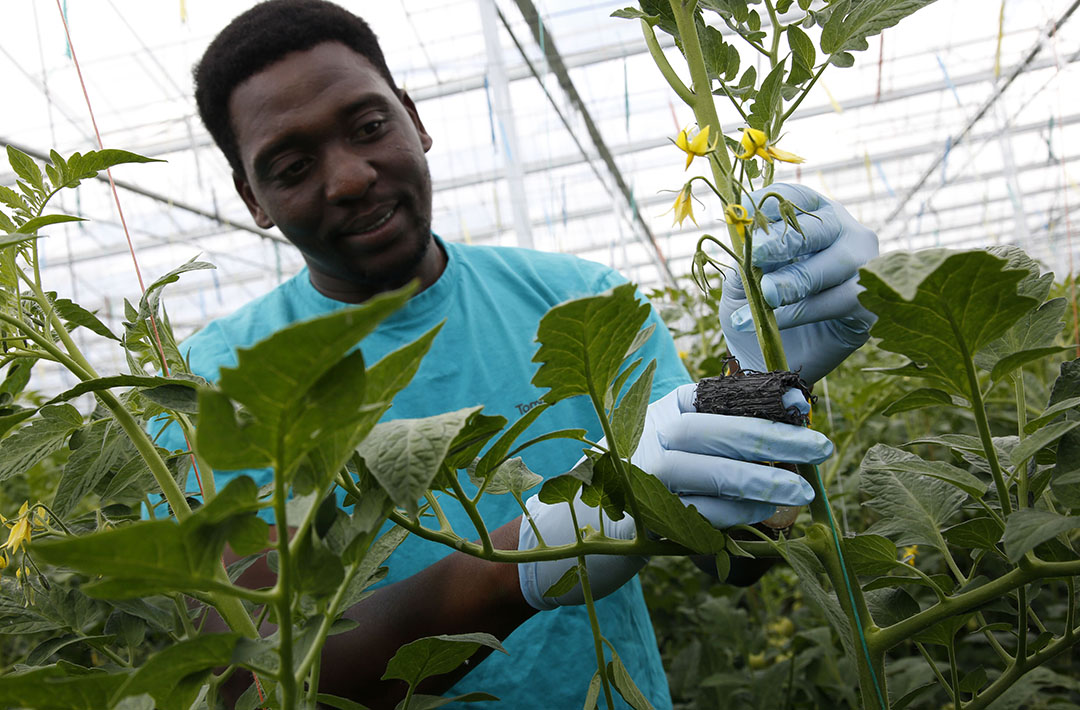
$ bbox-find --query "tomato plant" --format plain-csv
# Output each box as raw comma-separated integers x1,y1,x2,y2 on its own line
0,1,1078,709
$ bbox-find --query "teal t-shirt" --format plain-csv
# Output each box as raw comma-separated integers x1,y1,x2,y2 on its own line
154,237,690,709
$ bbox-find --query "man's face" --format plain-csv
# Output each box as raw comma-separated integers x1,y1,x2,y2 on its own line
230,42,437,301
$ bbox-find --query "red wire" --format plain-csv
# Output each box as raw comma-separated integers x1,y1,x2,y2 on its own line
54,0,205,499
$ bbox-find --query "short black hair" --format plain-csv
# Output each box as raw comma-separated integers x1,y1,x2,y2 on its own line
193,0,400,176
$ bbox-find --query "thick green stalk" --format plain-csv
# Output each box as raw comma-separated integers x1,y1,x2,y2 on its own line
870,558,1080,651
273,455,299,710
668,0,736,206
962,626,1080,710
805,524,886,709
742,230,788,373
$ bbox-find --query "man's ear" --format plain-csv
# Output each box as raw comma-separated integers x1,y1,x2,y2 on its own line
233,172,275,229
399,91,433,153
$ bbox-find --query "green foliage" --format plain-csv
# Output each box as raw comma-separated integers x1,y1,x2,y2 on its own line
859,249,1037,398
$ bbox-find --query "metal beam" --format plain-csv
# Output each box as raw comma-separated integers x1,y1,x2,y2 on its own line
507,0,675,285
879,0,1080,232
0,138,287,245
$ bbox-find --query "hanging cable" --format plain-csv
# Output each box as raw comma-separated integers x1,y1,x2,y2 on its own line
53,0,204,498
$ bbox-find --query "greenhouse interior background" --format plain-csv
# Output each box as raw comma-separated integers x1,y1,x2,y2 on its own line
2,0,1079,393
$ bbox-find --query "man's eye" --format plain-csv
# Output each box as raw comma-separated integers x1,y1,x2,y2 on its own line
274,158,310,181
356,120,385,138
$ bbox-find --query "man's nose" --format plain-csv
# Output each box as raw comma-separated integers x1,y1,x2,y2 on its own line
323,145,376,203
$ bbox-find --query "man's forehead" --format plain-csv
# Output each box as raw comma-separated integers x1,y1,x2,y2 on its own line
228,42,399,158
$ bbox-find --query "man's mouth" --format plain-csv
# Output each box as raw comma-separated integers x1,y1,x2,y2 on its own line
345,204,397,236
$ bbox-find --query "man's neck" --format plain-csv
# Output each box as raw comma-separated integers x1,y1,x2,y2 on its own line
307,236,448,304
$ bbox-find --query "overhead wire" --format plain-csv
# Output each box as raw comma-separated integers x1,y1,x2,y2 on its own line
52,0,205,499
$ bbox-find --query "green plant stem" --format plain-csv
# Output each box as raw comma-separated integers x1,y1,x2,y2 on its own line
1013,373,1029,508
640,20,694,105
763,0,782,66
1016,586,1029,662
96,643,131,668
741,231,788,373
958,346,1013,515
946,640,963,709
781,62,829,122
890,560,949,604
305,634,322,710
805,522,885,709
294,559,363,684
448,474,494,556
667,0,736,203
589,400,647,541
425,493,454,534
973,612,1012,664
176,412,217,502
962,625,1080,710
272,457,299,710
916,642,953,702
386,508,688,562
568,501,615,710
512,491,546,547
1067,577,1077,638
173,593,197,640
871,558,1080,651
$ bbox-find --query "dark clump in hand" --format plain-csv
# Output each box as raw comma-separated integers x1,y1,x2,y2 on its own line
694,359,814,426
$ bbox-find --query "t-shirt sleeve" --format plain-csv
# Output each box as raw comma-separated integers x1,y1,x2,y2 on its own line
589,268,693,402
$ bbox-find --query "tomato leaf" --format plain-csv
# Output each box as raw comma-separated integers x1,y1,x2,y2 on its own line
1003,508,1080,561
533,283,651,406
859,249,1038,399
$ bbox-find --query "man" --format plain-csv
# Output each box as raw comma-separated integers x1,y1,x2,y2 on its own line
159,1,878,707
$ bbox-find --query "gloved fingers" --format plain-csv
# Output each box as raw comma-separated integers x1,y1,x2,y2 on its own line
518,496,647,610
741,183,823,221
781,388,811,415
648,450,817,505
772,277,877,332
660,411,832,462
745,185,877,269
679,495,778,527
730,275,876,333
756,238,863,308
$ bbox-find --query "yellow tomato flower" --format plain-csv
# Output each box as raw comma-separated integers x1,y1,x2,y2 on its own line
674,125,717,170
736,127,770,161
724,203,753,239
0,553,7,571
735,127,805,164
901,544,918,566
3,502,32,553
767,147,805,163
668,184,697,227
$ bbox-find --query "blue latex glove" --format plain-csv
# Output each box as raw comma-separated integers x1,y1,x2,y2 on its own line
518,383,830,609
719,183,878,384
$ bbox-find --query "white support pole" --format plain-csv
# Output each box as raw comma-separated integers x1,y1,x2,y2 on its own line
478,0,534,249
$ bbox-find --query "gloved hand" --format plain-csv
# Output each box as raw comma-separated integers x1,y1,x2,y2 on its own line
719,183,878,384
518,383,831,609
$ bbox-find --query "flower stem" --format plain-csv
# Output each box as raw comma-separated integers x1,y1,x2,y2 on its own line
640,20,694,105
